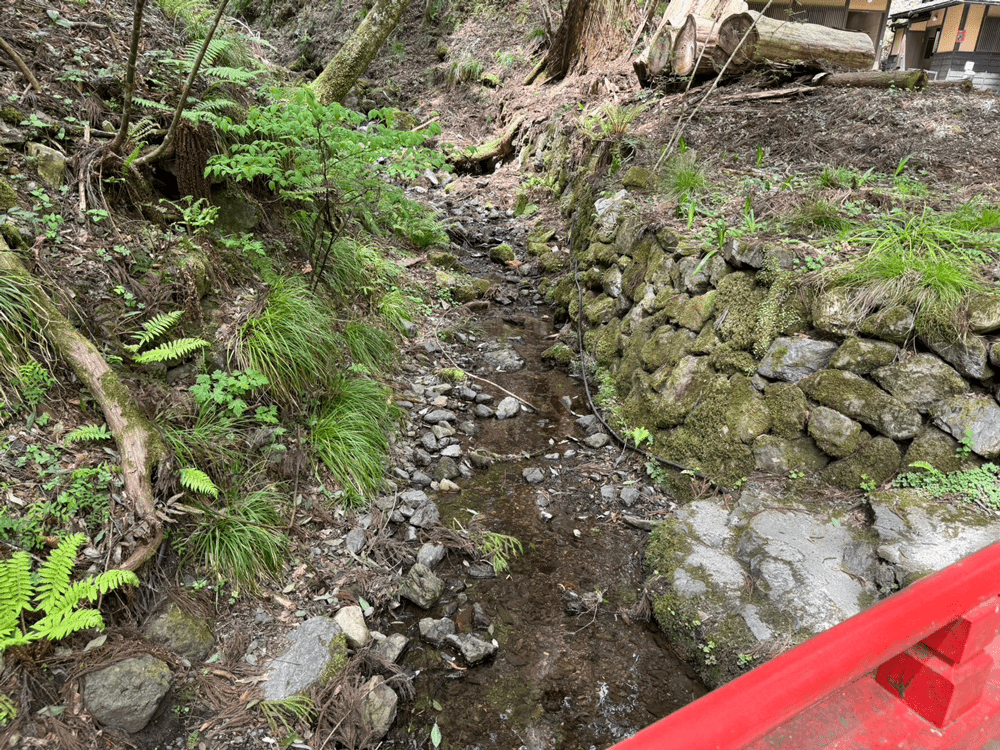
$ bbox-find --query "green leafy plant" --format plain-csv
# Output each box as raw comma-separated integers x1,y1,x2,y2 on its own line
958,428,975,459
478,531,523,574
0,268,43,381
259,695,316,735
0,692,16,726
309,376,399,502
894,461,1000,509
190,369,269,419
626,426,652,448
64,424,113,447
0,533,139,651
662,151,707,200
15,360,56,407
180,467,220,499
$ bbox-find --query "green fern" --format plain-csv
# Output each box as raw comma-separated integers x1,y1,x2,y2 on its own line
125,311,184,352
203,66,260,84
133,96,173,114
0,533,139,653
64,424,113,446
180,467,219,498
133,338,210,364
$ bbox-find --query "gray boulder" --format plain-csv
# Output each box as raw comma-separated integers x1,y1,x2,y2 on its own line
419,617,456,646
417,543,445,568
829,337,899,374
495,397,521,419
26,142,66,188
752,435,828,473
858,307,915,345
967,293,1000,333
374,632,409,663
399,563,444,609
483,348,525,372
923,331,993,381
931,396,1000,458
423,409,458,424
265,617,346,700
84,655,172,733
361,676,398,740
409,500,440,528
807,407,865,459
812,288,865,337
801,369,922,440
433,457,460,481
872,354,967,413
142,602,213,662
445,633,498,665
757,337,838,382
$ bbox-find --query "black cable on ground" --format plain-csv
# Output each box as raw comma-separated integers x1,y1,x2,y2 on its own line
572,257,725,491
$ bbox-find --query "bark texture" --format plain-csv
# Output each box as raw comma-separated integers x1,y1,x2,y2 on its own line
813,69,927,90
0,242,169,572
718,11,875,71
311,0,411,104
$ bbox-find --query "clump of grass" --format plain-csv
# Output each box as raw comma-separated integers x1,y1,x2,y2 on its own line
822,206,995,334
661,151,707,199
235,276,343,400
309,376,400,503
378,290,416,334
0,268,43,382
344,320,394,371
186,488,288,592
579,103,648,140
789,199,857,233
445,56,484,88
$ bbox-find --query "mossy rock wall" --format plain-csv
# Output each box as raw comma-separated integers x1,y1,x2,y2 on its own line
553,187,1000,490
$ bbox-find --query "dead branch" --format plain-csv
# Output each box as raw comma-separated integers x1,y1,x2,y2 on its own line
0,36,42,94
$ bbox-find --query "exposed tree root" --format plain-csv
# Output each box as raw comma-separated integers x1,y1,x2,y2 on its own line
0,242,169,572
0,36,42,94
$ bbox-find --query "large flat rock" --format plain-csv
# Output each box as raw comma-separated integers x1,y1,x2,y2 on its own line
931,395,1000,458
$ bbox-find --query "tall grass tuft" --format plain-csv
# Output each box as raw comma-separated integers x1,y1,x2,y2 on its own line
661,151,707,199
0,268,43,382
309,376,400,503
186,487,288,591
235,276,343,400
344,321,394,371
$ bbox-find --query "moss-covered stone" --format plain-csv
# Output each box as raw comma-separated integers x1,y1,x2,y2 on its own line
830,337,900,374
622,166,654,190
528,226,556,245
640,326,694,371
753,435,829,474
713,272,767,351
812,286,865,337
807,406,865,458
0,106,21,125
967,293,1000,334
821,437,901,491
859,306,915,345
539,250,568,273
0,224,27,250
584,294,617,326
677,291,716,332
643,355,718,428
0,178,17,211
428,251,462,270
764,383,809,438
800,369,922,441
473,278,491,295
490,243,515,263
541,343,574,365
592,321,621,367
453,282,479,302
709,343,757,376
903,427,983,474
691,324,720,355
527,241,549,257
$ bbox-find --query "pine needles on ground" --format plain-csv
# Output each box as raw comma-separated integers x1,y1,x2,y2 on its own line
309,376,399,503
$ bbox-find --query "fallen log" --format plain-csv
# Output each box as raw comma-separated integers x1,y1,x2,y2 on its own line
812,69,928,90
451,115,526,173
633,0,746,84
672,15,724,77
717,11,875,71
0,242,169,573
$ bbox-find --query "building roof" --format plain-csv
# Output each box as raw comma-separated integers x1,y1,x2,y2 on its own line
890,0,1000,21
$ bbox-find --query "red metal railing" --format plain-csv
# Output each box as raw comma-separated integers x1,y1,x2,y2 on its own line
612,540,1000,750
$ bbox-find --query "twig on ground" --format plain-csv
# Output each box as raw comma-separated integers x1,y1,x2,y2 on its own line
0,36,42,93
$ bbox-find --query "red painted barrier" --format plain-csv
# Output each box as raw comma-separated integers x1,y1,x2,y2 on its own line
611,540,1000,750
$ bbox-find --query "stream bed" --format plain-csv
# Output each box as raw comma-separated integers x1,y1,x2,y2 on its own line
390,310,706,749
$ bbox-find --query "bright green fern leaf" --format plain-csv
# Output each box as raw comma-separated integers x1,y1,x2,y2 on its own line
64,424,113,446
128,311,184,352
180,467,220,498
133,337,209,364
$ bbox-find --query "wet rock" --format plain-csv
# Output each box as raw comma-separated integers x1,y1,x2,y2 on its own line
800,369,922,440
434,457,460,481
344,527,367,554
420,432,439,452
473,603,491,629
495,397,521,419
829,337,899,375
600,486,616,503
474,404,495,418
475,392,494,404
84,655,172,733
440,444,462,458
807,407,865,459
469,452,493,469
400,563,445,609
414,448,433,466
423,409,458,424
620,487,641,507
374,632,409,663
522,467,544,484
410,500,441,528
872,354,967,413
361,675,398,740
757,337,837,382
334,605,372,648
923,331,993,381
419,617,456,645
445,633,498,665
584,433,610,449
458,420,479,436
467,562,496,578
931,396,1000,458
417,543,445,568
142,601,214,662
411,471,432,487
483,347,525,372
454,386,477,401
820,437,901,491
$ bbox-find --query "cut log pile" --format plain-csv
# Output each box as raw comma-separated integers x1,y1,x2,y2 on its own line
633,0,878,86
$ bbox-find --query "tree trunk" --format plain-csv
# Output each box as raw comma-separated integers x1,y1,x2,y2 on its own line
813,69,928,90
633,0,746,83
717,11,875,71
0,242,169,572
451,115,526,173
311,0,411,105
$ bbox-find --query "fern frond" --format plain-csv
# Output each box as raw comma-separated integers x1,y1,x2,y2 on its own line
0,553,33,636
129,311,184,351
202,66,260,84
0,631,33,651
34,533,85,614
133,97,172,114
64,424,113,446
30,607,104,643
92,569,140,596
181,38,233,70
133,338,210,364
180,467,219,498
